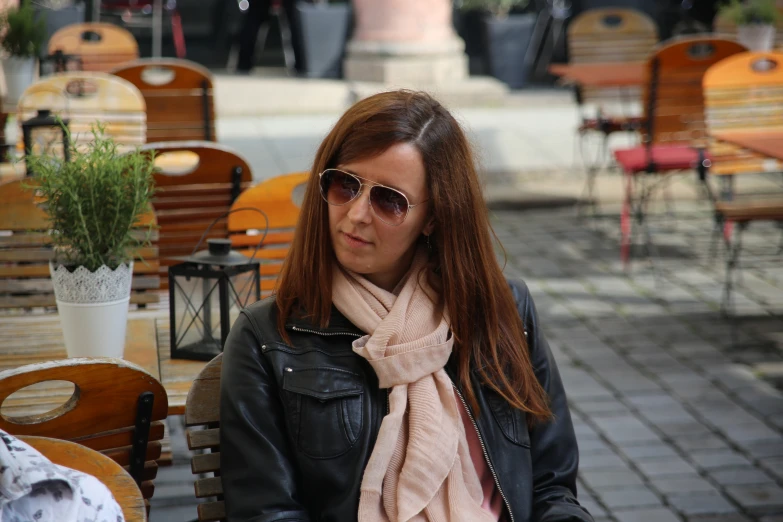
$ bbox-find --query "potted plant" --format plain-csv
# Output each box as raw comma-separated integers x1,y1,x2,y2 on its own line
459,0,536,88
719,0,780,50
1,0,46,106
25,124,156,359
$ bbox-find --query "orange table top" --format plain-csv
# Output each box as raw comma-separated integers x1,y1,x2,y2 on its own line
549,62,647,88
710,130,783,162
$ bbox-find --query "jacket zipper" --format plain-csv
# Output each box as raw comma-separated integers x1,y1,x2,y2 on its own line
453,385,514,522
290,325,362,337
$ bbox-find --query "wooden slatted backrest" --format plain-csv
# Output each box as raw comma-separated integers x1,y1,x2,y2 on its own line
143,142,253,281
713,7,783,49
185,353,224,522
20,435,147,522
567,8,658,109
704,51,783,176
643,37,748,146
48,22,139,73
0,358,169,504
17,71,147,155
0,179,161,309
228,172,307,298
111,59,216,143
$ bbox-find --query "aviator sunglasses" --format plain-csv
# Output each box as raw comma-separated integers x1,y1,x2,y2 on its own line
318,168,428,226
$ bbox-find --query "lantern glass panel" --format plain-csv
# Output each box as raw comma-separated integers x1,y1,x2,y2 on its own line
169,262,261,360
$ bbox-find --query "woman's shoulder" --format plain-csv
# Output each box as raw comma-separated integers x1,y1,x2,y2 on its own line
235,295,279,339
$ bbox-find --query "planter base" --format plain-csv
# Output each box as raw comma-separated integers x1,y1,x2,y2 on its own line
57,297,130,359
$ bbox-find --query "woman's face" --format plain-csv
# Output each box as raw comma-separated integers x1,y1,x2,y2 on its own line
328,142,434,292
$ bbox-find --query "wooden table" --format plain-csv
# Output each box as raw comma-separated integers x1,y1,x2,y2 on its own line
548,62,646,88
710,130,783,162
0,312,206,417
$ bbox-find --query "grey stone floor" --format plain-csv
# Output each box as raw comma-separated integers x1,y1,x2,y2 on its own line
151,201,783,522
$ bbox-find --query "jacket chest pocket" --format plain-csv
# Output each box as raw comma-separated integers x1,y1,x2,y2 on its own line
281,366,364,459
486,389,531,448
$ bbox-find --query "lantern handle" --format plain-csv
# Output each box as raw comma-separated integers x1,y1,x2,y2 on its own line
190,207,271,264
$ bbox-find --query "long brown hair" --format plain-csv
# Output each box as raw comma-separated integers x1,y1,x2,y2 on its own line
275,90,550,422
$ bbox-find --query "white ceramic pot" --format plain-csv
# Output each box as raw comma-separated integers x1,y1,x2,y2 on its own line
49,262,134,359
737,24,776,51
1,56,37,107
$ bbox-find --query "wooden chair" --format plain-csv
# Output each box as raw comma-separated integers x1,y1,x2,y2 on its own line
48,22,139,73
111,59,216,143
143,141,253,283
713,7,783,50
19,435,147,522
566,8,659,206
0,179,161,310
613,36,747,267
228,172,307,298
17,71,146,157
0,358,169,512
703,51,783,313
184,353,224,522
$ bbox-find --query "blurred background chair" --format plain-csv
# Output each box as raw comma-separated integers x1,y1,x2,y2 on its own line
48,22,140,72
111,58,215,142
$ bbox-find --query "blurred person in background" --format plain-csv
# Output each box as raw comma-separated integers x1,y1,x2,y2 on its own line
236,0,303,73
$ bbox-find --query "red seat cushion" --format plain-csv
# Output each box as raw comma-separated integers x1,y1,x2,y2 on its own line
613,145,709,174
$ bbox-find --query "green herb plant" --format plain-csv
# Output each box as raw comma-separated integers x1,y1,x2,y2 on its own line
719,0,780,25
26,124,157,272
459,0,529,18
1,0,46,59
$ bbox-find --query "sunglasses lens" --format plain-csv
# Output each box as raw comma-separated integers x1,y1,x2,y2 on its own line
370,186,408,225
320,169,360,205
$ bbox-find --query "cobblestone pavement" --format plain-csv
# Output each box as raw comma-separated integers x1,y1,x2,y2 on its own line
492,202,783,522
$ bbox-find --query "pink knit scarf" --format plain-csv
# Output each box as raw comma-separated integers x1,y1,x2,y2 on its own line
332,249,497,522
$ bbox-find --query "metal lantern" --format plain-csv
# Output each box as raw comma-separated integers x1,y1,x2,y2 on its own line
22,109,70,177
168,238,261,361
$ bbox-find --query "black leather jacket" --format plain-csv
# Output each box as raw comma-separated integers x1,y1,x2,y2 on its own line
220,280,593,522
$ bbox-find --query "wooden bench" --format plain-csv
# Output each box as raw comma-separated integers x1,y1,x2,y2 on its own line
111,59,216,143
0,179,161,310
613,36,747,267
20,435,147,522
703,51,783,313
48,22,139,73
185,353,224,522
17,71,147,159
0,358,169,514
228,172,307,297
143,142,253,284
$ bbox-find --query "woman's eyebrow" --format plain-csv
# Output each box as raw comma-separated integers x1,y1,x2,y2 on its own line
341,168,411,196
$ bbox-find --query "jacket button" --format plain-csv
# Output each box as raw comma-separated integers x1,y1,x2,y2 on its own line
285,367,293,372
261,344,267,351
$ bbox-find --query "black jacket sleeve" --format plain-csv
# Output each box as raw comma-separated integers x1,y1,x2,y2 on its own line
220,310,312,522
511,280,594,522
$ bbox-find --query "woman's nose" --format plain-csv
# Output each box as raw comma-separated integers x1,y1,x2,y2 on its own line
346,187,372,223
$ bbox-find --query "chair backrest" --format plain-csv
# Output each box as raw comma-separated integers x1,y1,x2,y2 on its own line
110,59,216,143
184,353,224,522
228,172,307,298
20,435,147,522
17,71,146,155
0,179,160,310
642,36,747,146
143,141,253,281
48,22,139,72
0,358,169,504
703,51,783,175
713,7,783,49
568,8,658,64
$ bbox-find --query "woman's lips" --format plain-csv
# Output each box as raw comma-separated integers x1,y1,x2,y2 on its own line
342,232,371,248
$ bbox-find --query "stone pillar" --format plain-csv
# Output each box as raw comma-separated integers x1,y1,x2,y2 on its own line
344,0,468,86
